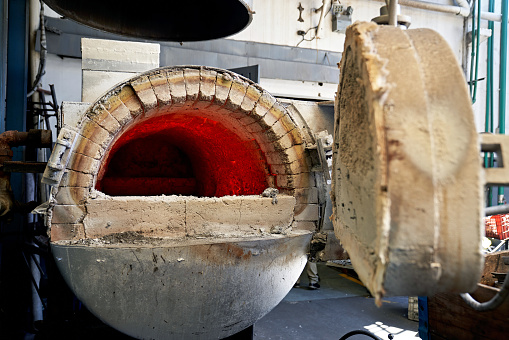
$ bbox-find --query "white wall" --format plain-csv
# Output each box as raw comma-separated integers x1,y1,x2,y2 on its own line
228,0,469,101
231,0,509,136
40,53,82,103
40,0,508,134
230,0,465,59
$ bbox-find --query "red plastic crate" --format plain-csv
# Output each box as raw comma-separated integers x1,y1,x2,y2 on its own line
484,214,509,240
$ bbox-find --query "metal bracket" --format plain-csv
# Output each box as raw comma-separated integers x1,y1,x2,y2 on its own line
297,2,304,22
41,126,78,186
307,142,332,174
481,133,509,186
317,138,331,181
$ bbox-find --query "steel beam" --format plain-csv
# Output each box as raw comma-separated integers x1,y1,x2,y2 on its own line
5,0,29,200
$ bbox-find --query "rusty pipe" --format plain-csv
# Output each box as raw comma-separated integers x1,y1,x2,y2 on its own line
0,131,24,216
0,129,52,216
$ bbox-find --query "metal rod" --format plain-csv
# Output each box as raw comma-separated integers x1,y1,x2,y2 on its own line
389,0,398,26
21,251,47,309
469,0,477,97
29,252,47,279
1,161,48,173
50,84,60,132
374,0,508,22
472,0,482,103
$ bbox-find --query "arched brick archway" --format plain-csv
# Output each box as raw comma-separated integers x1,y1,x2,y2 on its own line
50,66,314,241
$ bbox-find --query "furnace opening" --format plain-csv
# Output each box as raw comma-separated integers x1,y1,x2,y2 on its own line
96,111,271,197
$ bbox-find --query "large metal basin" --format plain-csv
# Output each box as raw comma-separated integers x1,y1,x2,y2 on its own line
52,231,312,339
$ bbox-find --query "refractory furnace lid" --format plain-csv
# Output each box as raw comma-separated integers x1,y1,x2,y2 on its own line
331,22,483,302
43,0,254,41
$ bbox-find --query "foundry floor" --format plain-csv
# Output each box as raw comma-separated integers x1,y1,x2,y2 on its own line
253,263,420,340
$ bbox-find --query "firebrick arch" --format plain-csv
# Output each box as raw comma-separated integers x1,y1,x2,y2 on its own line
52,67,313,236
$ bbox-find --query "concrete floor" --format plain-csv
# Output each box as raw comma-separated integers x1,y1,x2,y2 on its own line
253,263,420,340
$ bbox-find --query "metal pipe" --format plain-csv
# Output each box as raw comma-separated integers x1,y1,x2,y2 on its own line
485,203,509,215
482,11,503,22
389,0,399,26
375,0,470,17
0,130,52,216
27,0,46,98
486,0,496,206
30,253,43,324
455,0,471,13
21,251,47,310
406,0,468,15
499,0,508,204
376,0,507,22
461,273,509,311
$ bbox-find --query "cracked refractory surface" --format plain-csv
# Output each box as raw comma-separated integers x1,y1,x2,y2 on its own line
331,22,483,302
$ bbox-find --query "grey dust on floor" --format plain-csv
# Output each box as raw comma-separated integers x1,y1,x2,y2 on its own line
254,263,420,340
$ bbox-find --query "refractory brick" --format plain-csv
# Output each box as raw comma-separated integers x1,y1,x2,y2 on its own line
68,152,101,175
118,85,144,118
50,223,86,241
196,68,217,108
53,186,90,205
184,68,200,103
104,97,132,127
131,75,158,112
52,205,86,224
149,72,172,106
251,91,276,120
240,85,263,114
214,72,233,106
84,196,186,238
78,118,113,150
167,69,187,106
73,135,105,160
186,195,296,237
61,170,94,188
87,104,121,135
225,79,249,111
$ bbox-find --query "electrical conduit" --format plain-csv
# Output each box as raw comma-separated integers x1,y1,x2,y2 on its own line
499,0,509,205
485,0,496,206
315,0,329,39
469,0,482,103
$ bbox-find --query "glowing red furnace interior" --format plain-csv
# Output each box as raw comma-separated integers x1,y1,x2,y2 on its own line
96,111,271,197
